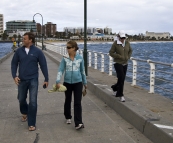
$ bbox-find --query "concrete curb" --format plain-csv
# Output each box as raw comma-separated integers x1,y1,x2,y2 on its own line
43,49,173,143
87,76,173,143
0,51,13,64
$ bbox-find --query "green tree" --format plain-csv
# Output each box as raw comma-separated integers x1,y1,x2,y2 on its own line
2,32,8,40
151,37,156,40
13,34,17,40
18,34,22,42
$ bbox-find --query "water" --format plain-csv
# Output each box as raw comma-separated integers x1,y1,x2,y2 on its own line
0,43,13,58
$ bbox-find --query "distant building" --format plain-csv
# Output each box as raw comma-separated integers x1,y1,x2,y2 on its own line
104,27,112,35
45,22,56,37
6,20,36,33
64,27,97,35
146,31,170,40
37,23,41,35
0,14,3,35
96,28,103,34
8,29,30,37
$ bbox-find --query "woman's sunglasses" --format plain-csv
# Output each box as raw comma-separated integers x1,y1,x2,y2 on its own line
66,46,73,49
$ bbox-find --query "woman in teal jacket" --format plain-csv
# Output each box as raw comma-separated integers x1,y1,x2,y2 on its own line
56,40,87,130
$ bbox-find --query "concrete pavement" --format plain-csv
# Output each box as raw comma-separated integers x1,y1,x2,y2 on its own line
0,52,153,143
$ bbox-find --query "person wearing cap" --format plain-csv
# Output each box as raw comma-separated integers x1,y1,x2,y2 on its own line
109,31,132,102
56,40,87,130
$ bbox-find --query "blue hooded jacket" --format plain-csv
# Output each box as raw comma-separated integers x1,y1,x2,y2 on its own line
56,53,87,85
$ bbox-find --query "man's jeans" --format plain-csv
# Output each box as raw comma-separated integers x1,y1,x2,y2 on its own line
18,78,38,126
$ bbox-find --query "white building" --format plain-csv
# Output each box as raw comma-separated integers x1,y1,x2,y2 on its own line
64,27,97,34
104,27,112,35
8,29,30,38
0,14,4,35
146,31,170,40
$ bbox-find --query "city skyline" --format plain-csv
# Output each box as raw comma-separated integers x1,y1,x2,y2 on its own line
1,0,173,35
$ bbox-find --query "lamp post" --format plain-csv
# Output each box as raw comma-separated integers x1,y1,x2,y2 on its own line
33,13,44,50
83,0,88,76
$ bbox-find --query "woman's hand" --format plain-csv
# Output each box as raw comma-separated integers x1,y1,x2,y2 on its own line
56,83,61,89
84,84,87,89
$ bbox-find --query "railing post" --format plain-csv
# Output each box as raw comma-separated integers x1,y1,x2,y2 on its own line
147,60,155,93
63,47,65,55
100,53,104,72
131,58,137,86
109,55,113,75
60,47,62,54
80,50,83,57
64,47,67,55
88,51,91,67
94,52,97,69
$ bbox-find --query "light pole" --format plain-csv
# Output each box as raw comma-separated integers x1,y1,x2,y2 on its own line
33,13,44,50
83,0,88,76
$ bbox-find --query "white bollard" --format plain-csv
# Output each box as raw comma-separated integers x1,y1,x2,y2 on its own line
147,60,155,93
88,51,91,67
100,53,104,72
131,58,137,86
94,52,97,69
80,50,83,57
58,46,61,54
109,55,113,75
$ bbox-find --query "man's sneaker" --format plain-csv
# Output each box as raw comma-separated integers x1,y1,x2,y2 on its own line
66,119,71,124
75,124,84,130
120,96,125,102
113,91,117,96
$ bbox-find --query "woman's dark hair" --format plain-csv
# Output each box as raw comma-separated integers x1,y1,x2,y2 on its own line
24,32,35,43
67,40,79,51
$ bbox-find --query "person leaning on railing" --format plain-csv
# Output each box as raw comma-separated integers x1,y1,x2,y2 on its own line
109,30,132,102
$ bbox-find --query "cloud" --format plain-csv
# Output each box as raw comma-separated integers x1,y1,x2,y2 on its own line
0,0,173,35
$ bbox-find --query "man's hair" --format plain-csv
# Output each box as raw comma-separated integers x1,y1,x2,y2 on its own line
67,40,79,51
24,32,35,43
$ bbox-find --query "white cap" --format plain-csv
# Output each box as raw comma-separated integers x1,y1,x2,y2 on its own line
118,30,126,38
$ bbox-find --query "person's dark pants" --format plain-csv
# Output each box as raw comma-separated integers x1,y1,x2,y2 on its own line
63,82,83,127
17,78,38,127
113,63,128,97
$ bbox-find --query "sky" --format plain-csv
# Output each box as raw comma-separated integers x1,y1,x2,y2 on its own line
1,0,173,35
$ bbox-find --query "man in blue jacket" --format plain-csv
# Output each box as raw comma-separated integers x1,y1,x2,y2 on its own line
11,32,49,131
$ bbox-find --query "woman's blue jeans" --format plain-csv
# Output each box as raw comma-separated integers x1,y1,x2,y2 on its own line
17,78,38,126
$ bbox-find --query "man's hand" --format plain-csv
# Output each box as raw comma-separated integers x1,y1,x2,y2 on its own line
14,77,20,85
56,83,61,89
43,82,49,88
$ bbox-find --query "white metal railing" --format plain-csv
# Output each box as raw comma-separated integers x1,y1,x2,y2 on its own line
37,42,173,96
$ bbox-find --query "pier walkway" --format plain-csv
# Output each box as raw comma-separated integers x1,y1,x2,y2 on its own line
0,48,172,143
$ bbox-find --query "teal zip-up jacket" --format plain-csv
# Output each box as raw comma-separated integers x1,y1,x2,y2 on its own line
56,53,87,85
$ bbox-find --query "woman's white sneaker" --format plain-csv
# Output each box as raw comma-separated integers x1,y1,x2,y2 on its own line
75,124,84,130
120,96,125,102
112,91,117,96
66,119,71,124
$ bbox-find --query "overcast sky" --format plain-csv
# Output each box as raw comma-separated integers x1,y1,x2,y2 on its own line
1,0,173,35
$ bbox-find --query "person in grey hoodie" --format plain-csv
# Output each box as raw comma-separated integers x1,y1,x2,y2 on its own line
56,40,87,130
109,31,132,102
